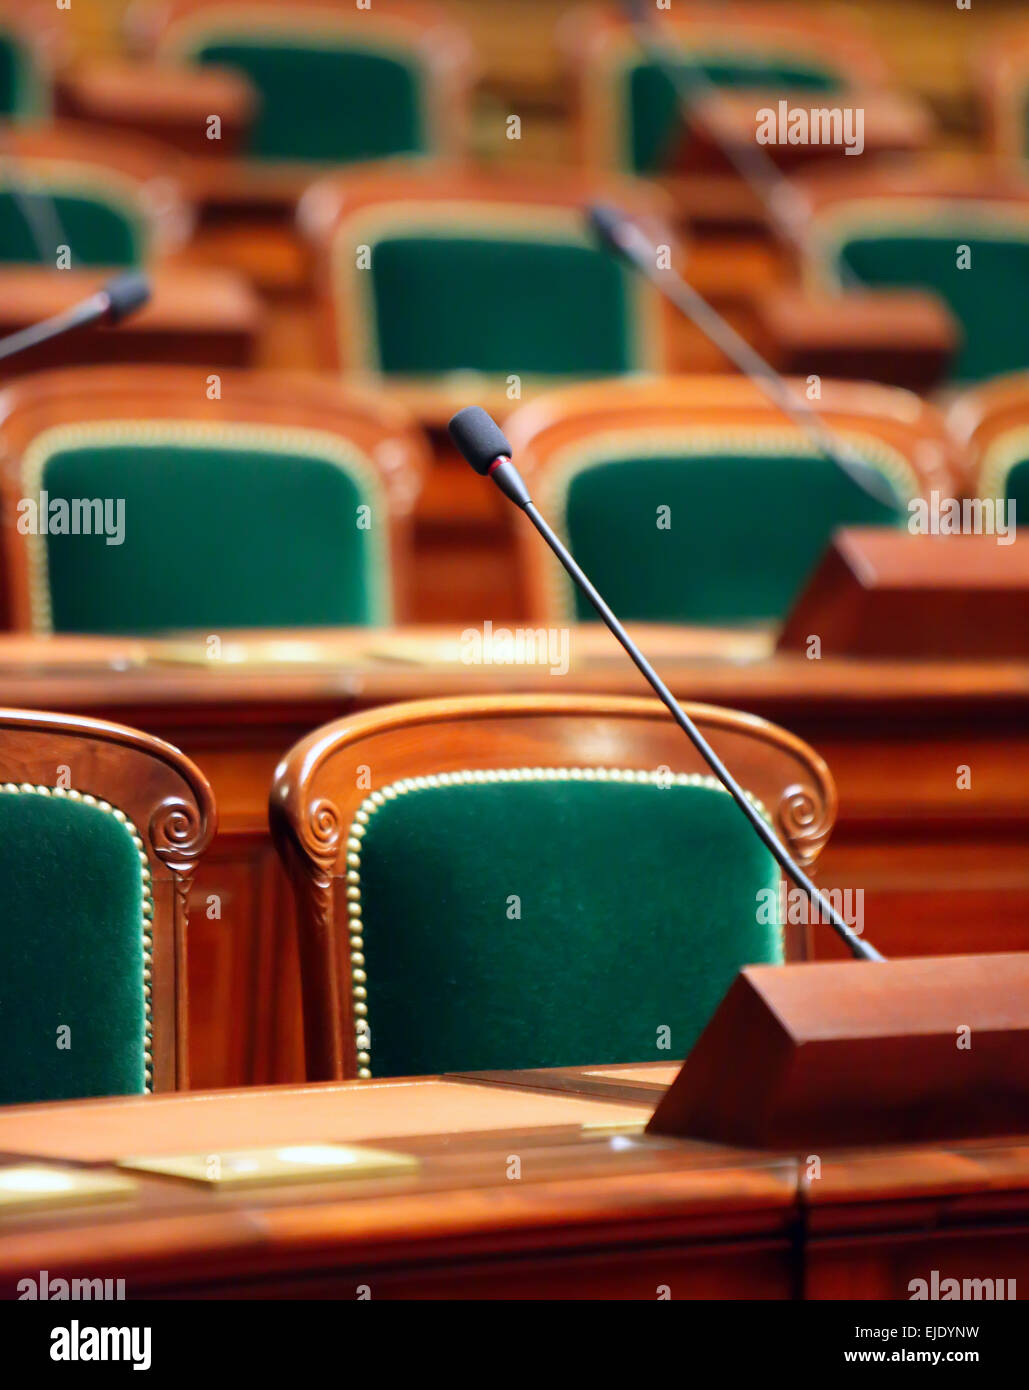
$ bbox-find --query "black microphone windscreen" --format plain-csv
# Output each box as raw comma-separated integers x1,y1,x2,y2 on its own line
102,273,151,323
448,406,511,475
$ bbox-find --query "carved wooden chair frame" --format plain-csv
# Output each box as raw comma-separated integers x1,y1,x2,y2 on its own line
0,707,216,1091
270,693,837,1081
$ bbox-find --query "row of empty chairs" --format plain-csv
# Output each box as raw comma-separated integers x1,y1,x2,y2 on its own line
0,141,1028,389
5,2,1029,168
0,363,1022,636
0,1,1023,1113
0,3,1025,396
1,689,833,1103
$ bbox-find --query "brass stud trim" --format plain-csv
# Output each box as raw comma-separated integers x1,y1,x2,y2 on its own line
344,766,773,1079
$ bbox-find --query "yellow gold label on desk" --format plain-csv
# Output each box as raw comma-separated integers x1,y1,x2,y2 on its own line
115,1143,419,1188
0,1164,138,1214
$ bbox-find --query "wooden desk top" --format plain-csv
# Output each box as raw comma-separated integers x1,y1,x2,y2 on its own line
0,267,261,373
1,627,1027,721
1,1066,1027,1299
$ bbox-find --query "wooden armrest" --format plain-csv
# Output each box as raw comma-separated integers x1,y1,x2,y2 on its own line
754,288,959,393
0,266,262,370
57,61,256,158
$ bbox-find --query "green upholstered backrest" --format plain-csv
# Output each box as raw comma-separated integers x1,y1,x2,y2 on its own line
363,234,642,378
0,785,150,1105
626,54,842,173
546,433,912,624
0,27,47,119
831,224,1029,384
23,423,391,634
0,182,143,266
347,770,783,1077
189,37,427,162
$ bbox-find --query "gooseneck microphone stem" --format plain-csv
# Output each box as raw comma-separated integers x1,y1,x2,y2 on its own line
519,493,883,962
621,0,811,256
0,273,151,364
450,405,883,963
0,299,104,364
588,206,900,511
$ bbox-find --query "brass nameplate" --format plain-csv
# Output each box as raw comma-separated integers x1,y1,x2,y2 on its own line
0,1164,138,1214
116,1142,419,1188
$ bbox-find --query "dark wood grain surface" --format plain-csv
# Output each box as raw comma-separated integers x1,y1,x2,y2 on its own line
0,1066,1026,1299
1,627,1026,1088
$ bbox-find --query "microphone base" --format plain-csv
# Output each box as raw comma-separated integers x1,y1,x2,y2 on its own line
647,954,1029,1148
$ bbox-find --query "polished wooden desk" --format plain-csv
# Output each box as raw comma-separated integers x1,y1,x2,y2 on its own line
1,628,1026,1088
0,267,261,372
0,1064,1025,1300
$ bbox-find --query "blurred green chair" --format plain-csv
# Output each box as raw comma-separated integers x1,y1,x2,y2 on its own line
507,376,953,627
0,367,427,634
149,0,472,165
948,371,1029,526
564,5,887,174
0,1,58,121
803,164,1029,385
0,122,192,268
301,166,673,409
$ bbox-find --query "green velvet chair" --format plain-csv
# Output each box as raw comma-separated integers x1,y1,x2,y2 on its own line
270,694,837,1081
506,378,936,628
0,367,427,635
0,178,145,267
0,708,216,1104
808,196,1029,384
565,8,883,175
0,121,188,269
156,0,470,165
624,53,843,176
303,169,670,393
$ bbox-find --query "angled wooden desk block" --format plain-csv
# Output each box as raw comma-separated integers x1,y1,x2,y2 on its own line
0,1061,1026,1299
0,267,262,372
648,954,1029,1148
755,289,957,394
778,528,1029,658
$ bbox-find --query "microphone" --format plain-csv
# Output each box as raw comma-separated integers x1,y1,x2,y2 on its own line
586,202,901,510
0,272,152,364
617,0,813,256
100,272,151,323
448,403,885,964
